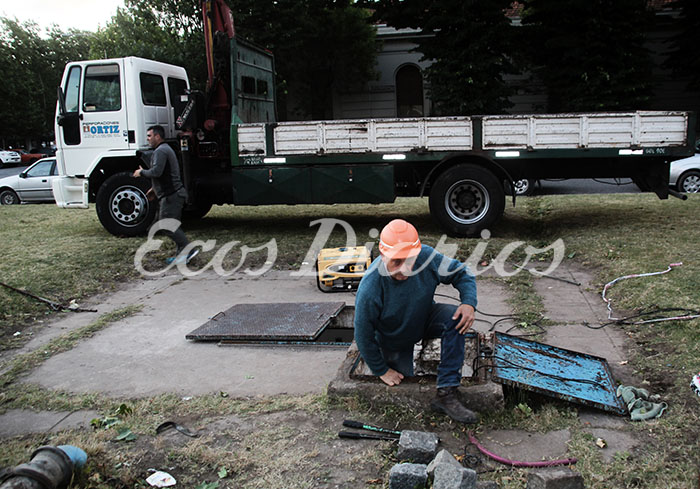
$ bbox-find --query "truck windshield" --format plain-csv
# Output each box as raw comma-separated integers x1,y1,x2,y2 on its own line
83,64,121,112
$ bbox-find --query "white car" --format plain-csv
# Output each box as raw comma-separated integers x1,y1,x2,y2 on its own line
0,149,21,168
670,153,700,193
0,158,59,204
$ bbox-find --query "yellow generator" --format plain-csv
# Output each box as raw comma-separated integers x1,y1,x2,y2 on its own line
316,246,372,292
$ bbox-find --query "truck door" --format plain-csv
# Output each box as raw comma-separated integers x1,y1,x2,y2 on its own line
57,61,130,176
139,72,172,138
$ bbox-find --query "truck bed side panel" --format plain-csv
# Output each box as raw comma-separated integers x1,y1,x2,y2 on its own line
483,112,688,150
239,117,473,156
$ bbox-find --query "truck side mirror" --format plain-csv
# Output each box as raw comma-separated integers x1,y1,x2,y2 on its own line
56,86,67,125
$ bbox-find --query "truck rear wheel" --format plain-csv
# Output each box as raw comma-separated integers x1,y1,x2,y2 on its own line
429,164,505,237
96,172,158,236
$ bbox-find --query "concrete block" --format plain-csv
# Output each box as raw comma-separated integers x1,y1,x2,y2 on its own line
433,463,477,489
476,481,500,489
427,449,463,476
389,463,428,489
397,430,440,464
527,468,584,489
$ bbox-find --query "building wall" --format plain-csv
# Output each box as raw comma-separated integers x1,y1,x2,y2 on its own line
332,26,432,120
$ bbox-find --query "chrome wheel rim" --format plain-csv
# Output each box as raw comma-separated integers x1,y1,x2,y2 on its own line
109,186,149,227
444,179,490,225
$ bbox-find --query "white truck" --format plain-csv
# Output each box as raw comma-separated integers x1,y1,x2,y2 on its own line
52,1,697,237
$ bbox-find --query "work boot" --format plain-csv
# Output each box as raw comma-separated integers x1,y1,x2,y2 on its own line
430,386,479,424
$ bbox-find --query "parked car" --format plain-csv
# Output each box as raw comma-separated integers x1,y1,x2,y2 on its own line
0,158,58,204
669,152,700,193
17,149,45,165
29,147,56,157
0,149,21,168
512,178,537,196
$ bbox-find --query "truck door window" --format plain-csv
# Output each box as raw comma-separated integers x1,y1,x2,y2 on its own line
167,77,187,106
83,64,121,112
140,73,167,106
64,66,81,113
62,66,82,145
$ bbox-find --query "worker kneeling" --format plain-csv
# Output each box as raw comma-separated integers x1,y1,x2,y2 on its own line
354,219,479,424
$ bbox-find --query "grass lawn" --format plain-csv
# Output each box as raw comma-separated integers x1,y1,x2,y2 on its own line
0,194,698,488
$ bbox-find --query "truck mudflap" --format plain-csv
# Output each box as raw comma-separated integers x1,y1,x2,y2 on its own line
52,176,89,209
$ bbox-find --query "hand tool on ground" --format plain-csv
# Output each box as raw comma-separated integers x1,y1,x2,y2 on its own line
338,420,401,441
342,419,402,436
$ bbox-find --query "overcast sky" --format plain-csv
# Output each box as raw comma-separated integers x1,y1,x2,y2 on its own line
1,0,125,32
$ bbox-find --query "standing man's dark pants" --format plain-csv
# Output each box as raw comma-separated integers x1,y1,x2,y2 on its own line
158,188,189,253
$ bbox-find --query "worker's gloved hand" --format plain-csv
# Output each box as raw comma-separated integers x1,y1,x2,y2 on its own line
453,304,475,334
380,368,404,386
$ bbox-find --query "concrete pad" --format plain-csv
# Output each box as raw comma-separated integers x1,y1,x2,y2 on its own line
535,264,635,383
533,265,604,324
475,429,572,462
585,428,640,462
23,270,353,398
0,409,99,438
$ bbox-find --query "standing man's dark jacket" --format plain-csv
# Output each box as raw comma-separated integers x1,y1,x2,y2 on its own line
139,143,183,199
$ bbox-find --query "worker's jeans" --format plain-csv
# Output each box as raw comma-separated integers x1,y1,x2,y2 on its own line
158,188,189,253
380,303,465,389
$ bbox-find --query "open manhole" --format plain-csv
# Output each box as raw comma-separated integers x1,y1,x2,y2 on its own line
186,302,354,346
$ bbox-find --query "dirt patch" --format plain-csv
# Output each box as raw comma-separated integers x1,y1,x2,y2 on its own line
50,407,479,489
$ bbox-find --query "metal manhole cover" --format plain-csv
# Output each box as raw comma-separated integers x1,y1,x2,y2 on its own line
492,333,626,415
186,302,345,341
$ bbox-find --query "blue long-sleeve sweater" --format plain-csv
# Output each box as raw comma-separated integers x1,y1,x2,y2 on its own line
353,244,477,376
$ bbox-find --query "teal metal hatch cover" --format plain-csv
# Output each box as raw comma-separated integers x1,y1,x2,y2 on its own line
185,302,346,342
492,333,626,415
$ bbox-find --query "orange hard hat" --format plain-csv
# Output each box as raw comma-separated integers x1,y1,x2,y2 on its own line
378,219,422,259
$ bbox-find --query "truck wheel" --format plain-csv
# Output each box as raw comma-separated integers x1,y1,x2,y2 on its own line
429,164,505,237
96,172,158,236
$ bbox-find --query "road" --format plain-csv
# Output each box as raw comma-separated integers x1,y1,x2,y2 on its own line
0,164,28,178
528,178,641,195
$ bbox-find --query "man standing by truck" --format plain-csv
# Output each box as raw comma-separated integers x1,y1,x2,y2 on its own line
134,125,197,265
354,219,479,423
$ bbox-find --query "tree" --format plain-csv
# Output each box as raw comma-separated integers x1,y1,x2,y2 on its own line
369,0,520,116
520,0,654,112
230,0,378,120
0,18,92,146
664,0,700,93
89,0,206,90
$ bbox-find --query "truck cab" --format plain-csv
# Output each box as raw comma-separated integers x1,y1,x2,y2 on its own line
53,57,188,209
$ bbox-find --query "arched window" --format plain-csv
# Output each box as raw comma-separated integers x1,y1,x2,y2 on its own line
396,65,424,117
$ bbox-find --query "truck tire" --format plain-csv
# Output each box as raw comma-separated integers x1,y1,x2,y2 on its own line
429,164,505,237
96,172,158,236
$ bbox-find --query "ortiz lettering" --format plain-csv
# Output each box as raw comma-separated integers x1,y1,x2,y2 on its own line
83,124,120,135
